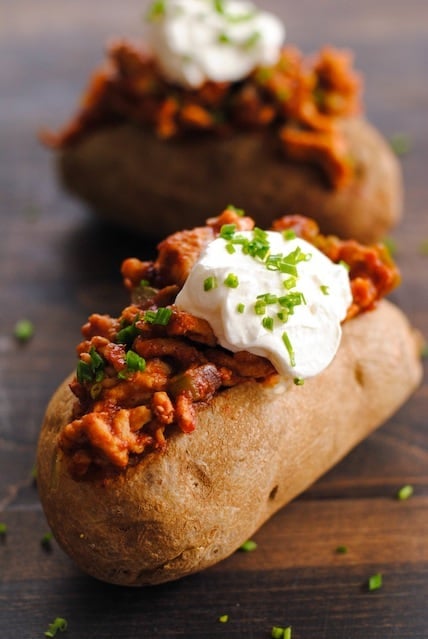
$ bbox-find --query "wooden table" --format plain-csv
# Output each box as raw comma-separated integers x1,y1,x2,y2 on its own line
1,1,427,637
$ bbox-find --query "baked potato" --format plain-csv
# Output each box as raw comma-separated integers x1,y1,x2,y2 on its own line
58,115,402,244
36,211,422,586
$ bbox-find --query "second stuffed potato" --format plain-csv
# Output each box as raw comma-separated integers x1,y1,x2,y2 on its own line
45,1,402,243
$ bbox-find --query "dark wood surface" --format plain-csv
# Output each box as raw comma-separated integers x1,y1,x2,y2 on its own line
1,1,427,637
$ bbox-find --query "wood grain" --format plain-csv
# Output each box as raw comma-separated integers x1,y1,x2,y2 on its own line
0,0,427,637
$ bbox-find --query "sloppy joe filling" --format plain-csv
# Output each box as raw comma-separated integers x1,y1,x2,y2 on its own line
43,41,360,189
60,209,399,478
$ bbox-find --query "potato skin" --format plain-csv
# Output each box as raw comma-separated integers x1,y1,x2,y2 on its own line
57,117,402,244
37,301,421,586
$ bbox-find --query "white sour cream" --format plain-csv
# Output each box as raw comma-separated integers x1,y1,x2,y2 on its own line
147,0,285,88
175,228,352,379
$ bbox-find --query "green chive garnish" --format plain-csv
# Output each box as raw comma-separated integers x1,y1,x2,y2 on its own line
262,316,274,331
0,522,7,538
41,531,54,551
271,626,292,639
220,223,237,239
13,319,34,342
368,572,383,591
254,300,266,315
76,347,105,384
239,539,258,552
335,545,348,554
126,350,146,372
144,307,172,325
226,204,245,216
118,350,146,379
204,276,218,291
218,32,231,44
224,273,239,288
339,259,350,271
293,377,304,386
236,303,245,314
218,614,229,623
243,30,261,49
214,0,226,14
282,332,296,367
320,285,329,295
44,617,68,638
283,276,297,290
282,229,296,240
396,484,414,501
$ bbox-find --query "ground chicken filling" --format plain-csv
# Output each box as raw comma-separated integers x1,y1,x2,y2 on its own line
60,209,399,478
43,43,361,189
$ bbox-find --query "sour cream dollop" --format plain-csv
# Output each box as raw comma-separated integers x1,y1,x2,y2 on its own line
148,0,285,88
175,228,353,379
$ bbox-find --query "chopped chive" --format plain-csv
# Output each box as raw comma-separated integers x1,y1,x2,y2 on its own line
243,30,261,49
146,0,165,21
154,307,172,326
213,0,226,14
262,316,274,331
239,539,258,552
226,204,245,216
339,259,350,271
368,572,383,591
76,347,105,384
396,484,414,501
335,544,348,554
282,229,296,240
204,276,218,291
0,522,7,538
126,350,146,372
278,262,297,276
320,285,329,295
224,273,239,288
116,318,140,345
219,224,238,239
44,617,68,637
236,303,245,314
271,627,292,639
13,319,34,342
283,276,297,290
118,350,146,379
282,332,296,367
144,307,172,326
218,614,229,623
293,377,304,386
254,300,266,315
41,531,54,551
218,32,231,44
257,293,277,304
277,310,289,323
225,242,236,254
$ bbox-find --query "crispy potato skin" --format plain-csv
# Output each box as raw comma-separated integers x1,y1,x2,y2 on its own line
37,301,421,586
57,117,402,244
